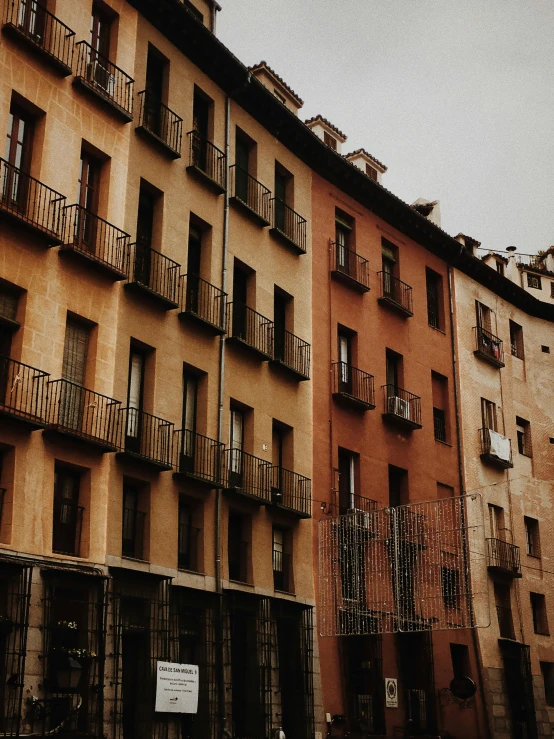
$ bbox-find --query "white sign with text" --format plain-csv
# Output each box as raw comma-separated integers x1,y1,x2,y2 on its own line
155,662,199,714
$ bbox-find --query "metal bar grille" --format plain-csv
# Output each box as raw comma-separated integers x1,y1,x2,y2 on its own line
319,494,487,635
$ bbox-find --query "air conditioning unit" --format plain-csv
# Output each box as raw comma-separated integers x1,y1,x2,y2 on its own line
88,61,116,96
388,395,410,420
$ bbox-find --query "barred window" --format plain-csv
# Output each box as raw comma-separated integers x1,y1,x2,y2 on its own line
527,273,542,289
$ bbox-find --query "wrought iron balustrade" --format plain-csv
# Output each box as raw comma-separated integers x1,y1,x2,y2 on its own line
270,198,307,253
382,385,422,429
226,302,274,359
74,40,134,119
224,449,271,502
62,204,130,278
119,408,174,469
186,130,226,190
272,328,310,380
0,354,49,426
474,325,505,367
331,241,370,291
323,494,378,518
270,467,311,518
137,90,182,156
126,241,180,307
229,165,271,224
179,273,226,332
487,538,521,577
174,428,224,486
332,362,375,409
377,271,413,315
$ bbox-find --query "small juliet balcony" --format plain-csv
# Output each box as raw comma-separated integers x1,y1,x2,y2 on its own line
474,326,505,368
136,90,183,158
223,449,271,504
382,385,422,430
45,380,121,451
229,165,271,226
330,242,370,292
269,467,311,519
487,538,522,578
270,329,310,381
173,429,225,487
117,408,174,470
332,362,375,410
60,205,130,280
270,198,307,254
186,131,226,193
0,158,66,245
226,303,274,360
480,427,513,469
377,272,413,317
74,41,134,121
178,274,226,334
124,241,181,309
0,355,49,429
3,0,75,75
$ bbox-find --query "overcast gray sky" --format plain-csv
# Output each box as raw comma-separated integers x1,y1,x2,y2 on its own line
218,1,554,254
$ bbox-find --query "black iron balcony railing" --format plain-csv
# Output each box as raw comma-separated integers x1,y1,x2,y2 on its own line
377,272,414,316
228,540,249,583
224,449,271,503
52,501,84,557
273,550,293,593
74,40,134,120
179,273,226,333
270,198,307,254
62,204,130,279
272,328,310,380
487,538,522,577
226,303,274,359
46,380,121,449
0,158,66,243
330,242,370,291
323,494,379,517
382,385,422,429
332,362,375,410
174,429,225,486
0,355,49,427
270,467,311,518
479,427,513,469
178,525,200,572
137,90,182,157
119,408,174,469
125,241,180,308
186,131,226,191
122,508,146,560
3,0,75,74
229,165,271,225
474,326,505,367
496,605,516,640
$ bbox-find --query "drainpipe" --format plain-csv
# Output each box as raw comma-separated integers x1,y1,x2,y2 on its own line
215,94,231,739
447,260,491,739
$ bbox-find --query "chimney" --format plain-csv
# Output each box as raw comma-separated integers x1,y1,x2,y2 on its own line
305,115,347,154
411,198,441,228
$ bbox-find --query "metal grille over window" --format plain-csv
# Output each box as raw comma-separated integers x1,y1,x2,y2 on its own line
319,494,488,636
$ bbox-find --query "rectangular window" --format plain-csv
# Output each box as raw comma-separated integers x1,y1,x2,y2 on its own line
382,239,399,296
366,163,377,181
516,417,532,457
272,527,292,592
52,465,82,556
0,284,19,325
494,581,514,639
178,498,198,572
180,371,198,460
509,320,524,359
228,510,248,583
338,448,357,513
551,283,554,299
228,405,245,486
530,592,549,635
323,131,337,150
488,504,505,540
450,644,470,680
91,2,112,58
475,301,492,332
481,398,497,431
191,87,214,169
337,328,355,393
126,347,146,448
388,464,408,508
433,408,446,442
274,162,293,233
78,148,102,215
273,288,292,363
432,371,448,443
541,662,554,706
426,268,443,329
4,102,35,210
122,483,146,560
527,273,542,290
525,517,540,558
496,261,505,276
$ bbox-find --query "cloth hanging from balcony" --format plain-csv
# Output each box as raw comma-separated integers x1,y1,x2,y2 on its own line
489,429,511,463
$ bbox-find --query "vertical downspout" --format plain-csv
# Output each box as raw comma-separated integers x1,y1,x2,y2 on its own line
447,261,490,739
216,94,231,738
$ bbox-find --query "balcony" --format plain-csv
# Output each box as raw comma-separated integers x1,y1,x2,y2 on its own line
474,326,505,368
52,501,84,557
136,90,182,158
0,355,49,428
480,428,513,469
270,198,307,254
178,525,200,572
330,242,370,292
173,429,225,487
496,605,516,640
270,467,311,518
122,508,146,560
381,385,422,430
223,449,271,504
270,329,310,380
0,158,66,244
178,274,226,334
45,380,121,451
377,272,413,317
487,538,522,578
3,0,75,75
273,551,293,593
125,242,180,309
186,131,226,193
117,408,174,470
74,41,133,120
229,165,271,226
332,362,375,410
60,205,130,280
226,303,273,360
323,494,378,517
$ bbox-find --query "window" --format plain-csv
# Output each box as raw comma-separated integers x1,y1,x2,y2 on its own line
77,146,102,216
191,88,214,170
228,511,248,582
488,504,505,540
496,261,505,276
273,88,286,105
122,483,147,560
475,301,492,332
126,347,146,451
273,288,291,364
524,517,540,558
516,417,532,457
551,283,554,299
228,405,245,487
180,371,198,461
481,398,497,431
274,162,293,231
134,183,158,288
426,268,443,329
334,210,354,272
52,466,82,556
178,498,198,571
338,448,357,513
450,644,470,680
337,328,354,393
527,273,542,290
17,0,47,39
542,345,550,353
509,320,524,359
234,129,256,204
494,581,514,639
540,662,554,706
388,465,408,508
432,371,448,443
273,527,292,592
3,103,35,209
433,408,446,443
441,567,461,609
323,131,337,150
0,284,19,326
382,239,399,296
365,163,377,181
90,2,112,58
385,349,402,392
530,592,549,635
